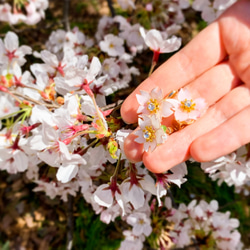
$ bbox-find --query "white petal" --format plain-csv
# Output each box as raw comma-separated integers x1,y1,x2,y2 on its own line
136,92,149,105
93,184,113,207
178,88,191,101
144,29,163,51
150,87,162,100
56,164,78,183
87,56,102,82
5,31,18,51
161,101,174,117
160,36,181,53
128,185,145,209
41,50,58,67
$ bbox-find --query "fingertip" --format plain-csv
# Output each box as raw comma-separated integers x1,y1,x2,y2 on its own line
142,148,172,173
190,137,213,162
124,133,144,163
143,132,191,173
120,96,138,124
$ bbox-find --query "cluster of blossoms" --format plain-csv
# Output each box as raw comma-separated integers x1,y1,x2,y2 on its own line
0,0,48,25
0,22,188,249
166,198,242,249
135,87,207,152
192,0,237,23
201,145,250,195
0,0,246,249
116,0,236,25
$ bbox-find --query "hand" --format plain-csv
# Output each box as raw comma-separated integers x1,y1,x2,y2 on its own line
121,0,250,173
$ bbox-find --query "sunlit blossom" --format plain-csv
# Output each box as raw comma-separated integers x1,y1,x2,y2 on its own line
134,114,167,152
173,88,207,122
136,87,177,118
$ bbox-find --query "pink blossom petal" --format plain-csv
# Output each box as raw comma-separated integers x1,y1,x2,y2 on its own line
194,97,207,110
144,141,151,152
151,87,163,100
175,109,189,121
161,101,175,117
137,105,146,114
178,88,192,101
136,92,150,105
188,110,200,120
134,130,145,143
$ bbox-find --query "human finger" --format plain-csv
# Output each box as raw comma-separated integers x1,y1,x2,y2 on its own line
124,61,240,163
142,85,250,173
190,105,250,162
219,0,250,87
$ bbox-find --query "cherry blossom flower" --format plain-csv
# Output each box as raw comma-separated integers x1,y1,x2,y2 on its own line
192,0,236,23
114,16,145,54
116,129,133,159
154,162,187,205
201,146,250,187
45,29,67,54
0,94,20,118
126,212,152,237
119,230,145,250
93,177,125,215
117,0,135,10
0,141,29,174
120,179,146,210
134,114,167,152
172,88,207,122
0,31,32,67
0,0,49,25
168,199,242,248
102,58,120,78
0,3,12,23
99,34,125,57
0,126,30,174
32,48,77,77
136,87,178,118
140,28,181,62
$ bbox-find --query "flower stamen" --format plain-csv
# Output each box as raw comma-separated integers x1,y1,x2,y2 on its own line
180,99,196,112
143,126,155,142
147,98,160,113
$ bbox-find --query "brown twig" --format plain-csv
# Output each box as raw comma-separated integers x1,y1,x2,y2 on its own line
106,0,115,17
66,194,74,250
10,90,60,109
63,0,71,31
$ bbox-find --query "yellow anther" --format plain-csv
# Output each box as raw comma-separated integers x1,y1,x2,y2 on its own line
143,126,155,142
180,99,196,112
147,98,160,114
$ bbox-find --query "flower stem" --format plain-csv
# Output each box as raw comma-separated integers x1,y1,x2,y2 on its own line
111,153,122,180
148,61,156,76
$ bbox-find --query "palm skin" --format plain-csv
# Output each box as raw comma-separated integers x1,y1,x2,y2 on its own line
121,0,250,173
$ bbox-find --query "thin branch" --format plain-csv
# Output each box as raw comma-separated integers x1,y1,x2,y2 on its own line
10,90,60,109
66,194,74,250
106,0,115,17
63,0,71,31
